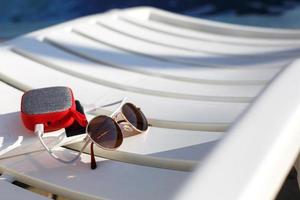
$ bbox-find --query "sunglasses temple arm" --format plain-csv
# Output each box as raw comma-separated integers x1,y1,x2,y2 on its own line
84,98,127,114
110,97,127,117
34,124,90,164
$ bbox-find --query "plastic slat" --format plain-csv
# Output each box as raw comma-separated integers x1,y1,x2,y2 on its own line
0,49,248,130
119,8,300,46
73,22,295,66
120,7,300,40
0,150,191,200
149,11,300,39
10,38,265,102
98,16,300,56
40,31,282,85
0,180,48,200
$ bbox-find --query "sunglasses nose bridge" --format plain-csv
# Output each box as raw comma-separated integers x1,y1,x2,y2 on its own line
113,112,125,122
118,121,142,137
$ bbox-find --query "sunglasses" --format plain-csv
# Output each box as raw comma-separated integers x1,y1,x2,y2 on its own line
36,98,149,169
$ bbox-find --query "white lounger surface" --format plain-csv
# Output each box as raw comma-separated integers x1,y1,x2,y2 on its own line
0,62,298,199
0,81,22,113
0,50,250,131
0,178,48,200
120,7,300,44
177,61,300,200
146,8,300,39
0,112,220,171
0,150,191,200
0,83,220,200
0,7,299,200
72,23,296,67
0,109,221,164
120,13,300,46
97,15,300,56
4,21,286,85
0,53,222,165
10,38,265,102
41,32,283,84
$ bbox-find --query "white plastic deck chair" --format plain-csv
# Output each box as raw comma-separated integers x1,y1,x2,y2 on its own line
0,7,299,200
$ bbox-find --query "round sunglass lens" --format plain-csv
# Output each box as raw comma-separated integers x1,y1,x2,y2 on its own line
87,116,123,149
122,103,148,131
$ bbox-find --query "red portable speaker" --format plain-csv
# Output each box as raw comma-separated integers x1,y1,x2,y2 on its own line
21,86,88,132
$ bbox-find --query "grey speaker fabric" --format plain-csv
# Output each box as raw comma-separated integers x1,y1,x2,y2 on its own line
22,86,72,114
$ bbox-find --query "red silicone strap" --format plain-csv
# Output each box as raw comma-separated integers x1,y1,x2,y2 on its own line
71,110,88,127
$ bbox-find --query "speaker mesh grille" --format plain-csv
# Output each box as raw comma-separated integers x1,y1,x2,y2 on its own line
22,86,72,114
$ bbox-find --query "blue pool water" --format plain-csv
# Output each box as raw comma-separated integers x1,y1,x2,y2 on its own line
1,0,300,38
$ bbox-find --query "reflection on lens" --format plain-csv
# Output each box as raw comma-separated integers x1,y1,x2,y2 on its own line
122,103,148,131
87,116,123,149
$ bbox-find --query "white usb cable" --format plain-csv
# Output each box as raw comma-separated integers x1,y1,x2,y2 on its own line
34,124,90,164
